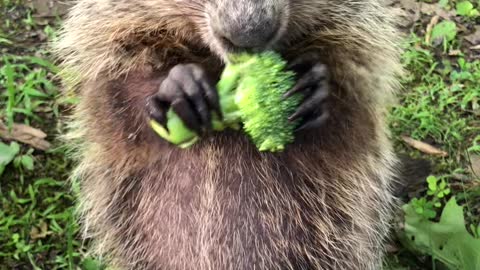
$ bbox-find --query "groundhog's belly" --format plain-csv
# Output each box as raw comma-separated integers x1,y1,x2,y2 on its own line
132,133,326,268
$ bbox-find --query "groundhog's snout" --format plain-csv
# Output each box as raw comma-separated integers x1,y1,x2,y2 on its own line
209,1,286,52
211,18,280,51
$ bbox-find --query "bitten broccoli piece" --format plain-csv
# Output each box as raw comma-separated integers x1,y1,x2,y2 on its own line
149,111,198,149
150,51,301,152
228,52,301,151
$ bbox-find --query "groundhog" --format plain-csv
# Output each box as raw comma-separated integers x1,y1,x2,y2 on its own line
54,0,403,269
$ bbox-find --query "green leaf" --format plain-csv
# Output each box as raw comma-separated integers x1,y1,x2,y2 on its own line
425,209,437,219
430,21,457,44
82,258,103,270
33,178,63,187
439,0,449,8
427,175,438,191
415,207,424,214
401,197,480,270
457,1,474,15
20,155,34,171
456,1,479,17
23,87,49,98
439,180,447,189
0,37,12,45
12,233,20,243
0,141,20,176
3,57,16,127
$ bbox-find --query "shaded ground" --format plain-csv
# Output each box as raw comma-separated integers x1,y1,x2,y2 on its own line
0,0,479,269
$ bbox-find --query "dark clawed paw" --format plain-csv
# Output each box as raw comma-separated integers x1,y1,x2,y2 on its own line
146,64,221,135
285,53,330,131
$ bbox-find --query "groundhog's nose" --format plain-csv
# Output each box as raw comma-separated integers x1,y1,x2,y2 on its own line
212,16,280,51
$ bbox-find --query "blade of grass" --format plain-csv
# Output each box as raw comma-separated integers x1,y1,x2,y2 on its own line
3,56,16,129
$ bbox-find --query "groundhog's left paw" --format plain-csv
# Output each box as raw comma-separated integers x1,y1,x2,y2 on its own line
285,54,330,131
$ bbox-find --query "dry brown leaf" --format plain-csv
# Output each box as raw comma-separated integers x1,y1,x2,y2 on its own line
465,26,480,45
420,3,438,15
401,136,448,157
425,15,440,45
451,173,472,181
395,0,421,27
0,121,51,151
471,44,480,50
420,3,455,19
385,243,400,253
30,227,40,239
25,0,71,17
399,0,420,13
448,49,462,56
30,221,51,240
392,7,416,28
469,155,480,177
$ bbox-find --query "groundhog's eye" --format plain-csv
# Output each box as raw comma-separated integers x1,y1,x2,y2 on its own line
218,34,236,50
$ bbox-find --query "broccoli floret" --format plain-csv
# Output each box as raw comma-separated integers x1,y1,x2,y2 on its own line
150,51,301,152
227,52,301,151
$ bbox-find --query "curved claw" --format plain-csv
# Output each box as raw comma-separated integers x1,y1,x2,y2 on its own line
146,96,168,130
296,110,330,131
289,80,329,122
284,64,328,99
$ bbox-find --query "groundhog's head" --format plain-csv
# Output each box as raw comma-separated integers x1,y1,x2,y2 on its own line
181,0,292,58
207,0,289,54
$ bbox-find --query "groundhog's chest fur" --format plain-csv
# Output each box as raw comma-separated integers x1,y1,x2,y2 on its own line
98,93,382,268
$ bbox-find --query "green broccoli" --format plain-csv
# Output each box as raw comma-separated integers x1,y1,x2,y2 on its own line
149,111,198,149
150,51,301,152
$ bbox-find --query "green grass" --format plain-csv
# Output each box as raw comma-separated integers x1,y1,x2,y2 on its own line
0,0,479,269
391,35,479,160
0,42,83,270
385,9,480,269
1,55,61,126
0,2,99,269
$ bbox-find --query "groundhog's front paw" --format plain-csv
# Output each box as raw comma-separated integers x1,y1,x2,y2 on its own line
146,64,221,134
285,53,330,131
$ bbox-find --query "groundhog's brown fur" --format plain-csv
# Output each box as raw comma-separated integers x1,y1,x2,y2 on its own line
54,0,403,269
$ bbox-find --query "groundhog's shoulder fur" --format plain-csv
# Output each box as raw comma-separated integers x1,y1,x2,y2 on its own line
55,0,205,82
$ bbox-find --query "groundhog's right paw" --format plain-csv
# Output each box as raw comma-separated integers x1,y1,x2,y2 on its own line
285,53,330,131
146,64,221,134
